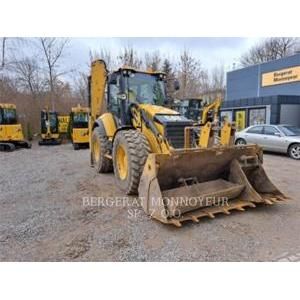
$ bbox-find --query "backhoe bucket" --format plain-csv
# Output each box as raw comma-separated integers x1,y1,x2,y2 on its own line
139,144,288,227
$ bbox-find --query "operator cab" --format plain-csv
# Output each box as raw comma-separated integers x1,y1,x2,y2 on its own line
107,68,168,125
71,110,89,128
41,110,59,134
0,104,18,125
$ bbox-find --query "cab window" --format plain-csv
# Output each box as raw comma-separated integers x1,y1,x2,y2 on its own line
108,75,121,116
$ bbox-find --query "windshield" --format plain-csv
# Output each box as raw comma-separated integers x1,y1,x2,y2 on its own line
125,72,166,105
73,112,88,128
279,125,300,136
73,112,88,123
2,108,17,124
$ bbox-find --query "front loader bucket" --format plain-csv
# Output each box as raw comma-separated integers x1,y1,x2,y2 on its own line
138,145,288,227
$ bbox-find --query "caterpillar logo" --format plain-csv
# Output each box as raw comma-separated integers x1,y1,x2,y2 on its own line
262,66,300,87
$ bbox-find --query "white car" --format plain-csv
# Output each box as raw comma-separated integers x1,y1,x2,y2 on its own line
235,124,300,160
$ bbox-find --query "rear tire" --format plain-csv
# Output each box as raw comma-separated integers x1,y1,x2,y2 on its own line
288,143,300,160
91,124,113,173
113,130,150,195
235,138,247,145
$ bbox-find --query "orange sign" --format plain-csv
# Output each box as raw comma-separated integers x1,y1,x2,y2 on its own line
262,66,300,87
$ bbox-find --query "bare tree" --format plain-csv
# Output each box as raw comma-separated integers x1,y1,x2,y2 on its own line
39,37,70,109
240,37,299,67
117,46,142,69
72,71,89,104
177,49,207,98
12,57,45,99
144,50,161,71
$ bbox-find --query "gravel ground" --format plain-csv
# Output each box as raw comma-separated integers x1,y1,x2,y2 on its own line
0,142,300,261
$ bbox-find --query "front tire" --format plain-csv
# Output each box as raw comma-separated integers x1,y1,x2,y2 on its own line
288,143,300,160
91,124,113,173
235,138,247,145
113,130,150,195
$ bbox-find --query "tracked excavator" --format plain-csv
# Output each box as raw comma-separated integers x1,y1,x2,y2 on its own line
89,60,288,227
0,103,31,152
39,108,61,145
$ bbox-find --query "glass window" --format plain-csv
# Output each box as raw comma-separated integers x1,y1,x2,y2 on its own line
125,72,166,106
247,126,264,134
278,125,300,136
263,126,280,136
3,108,17,124
72,112,88,128
0,109,3,124
249,108,266,125
109,84,120,115
73,112,88,123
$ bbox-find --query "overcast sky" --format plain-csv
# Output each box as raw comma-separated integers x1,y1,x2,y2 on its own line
65,37,261,74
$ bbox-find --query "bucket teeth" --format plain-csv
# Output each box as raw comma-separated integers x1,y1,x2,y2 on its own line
236,206,245,211
264,199,274,205
170,219,182,227
222,208,231,215
191,216,199,223
205,212,215,219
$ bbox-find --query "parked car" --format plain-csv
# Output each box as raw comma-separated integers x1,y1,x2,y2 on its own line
235,124,300,160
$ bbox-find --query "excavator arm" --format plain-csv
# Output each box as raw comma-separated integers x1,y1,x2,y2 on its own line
201,97,222,125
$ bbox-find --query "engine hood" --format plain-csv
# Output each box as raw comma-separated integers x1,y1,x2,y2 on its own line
139,104,179,117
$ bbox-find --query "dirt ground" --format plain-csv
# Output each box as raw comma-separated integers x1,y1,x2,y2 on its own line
0,141,300,262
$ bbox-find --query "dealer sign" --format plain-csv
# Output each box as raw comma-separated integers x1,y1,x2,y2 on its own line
262,66,300,87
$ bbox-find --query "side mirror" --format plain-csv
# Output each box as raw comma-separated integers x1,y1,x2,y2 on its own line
174,79,180,91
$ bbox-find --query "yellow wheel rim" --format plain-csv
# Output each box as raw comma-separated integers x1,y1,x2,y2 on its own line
93,138,100,162
116,144,128,180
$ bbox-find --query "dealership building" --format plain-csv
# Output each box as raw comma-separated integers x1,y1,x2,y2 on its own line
222,53,300,130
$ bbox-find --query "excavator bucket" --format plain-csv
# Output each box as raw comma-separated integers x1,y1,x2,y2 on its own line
139,144,288,227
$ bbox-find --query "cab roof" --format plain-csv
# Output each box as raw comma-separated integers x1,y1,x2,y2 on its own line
0,103,16,109
113,66,166,76
72,105,89,113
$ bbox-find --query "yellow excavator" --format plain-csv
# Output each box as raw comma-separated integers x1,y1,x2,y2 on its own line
70,104,89,150
39,107,61,145
89,60,287,227
200,97,222,125
0,103,31,151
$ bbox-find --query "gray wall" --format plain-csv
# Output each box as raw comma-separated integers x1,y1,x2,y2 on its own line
227,53,300,101
280,104,300,126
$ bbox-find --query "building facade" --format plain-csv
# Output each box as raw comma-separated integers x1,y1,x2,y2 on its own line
224,53,300,130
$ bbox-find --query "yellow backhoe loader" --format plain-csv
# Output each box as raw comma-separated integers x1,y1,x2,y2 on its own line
89,60,288,227
39,108,61,145
70,104,89,150
0,103,31,152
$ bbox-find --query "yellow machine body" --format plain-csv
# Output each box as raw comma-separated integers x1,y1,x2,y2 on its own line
89,60,288,227
39,108,61,146
0,124,24,142
70,105,89,146
72,128,89,144
0,103,31,151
